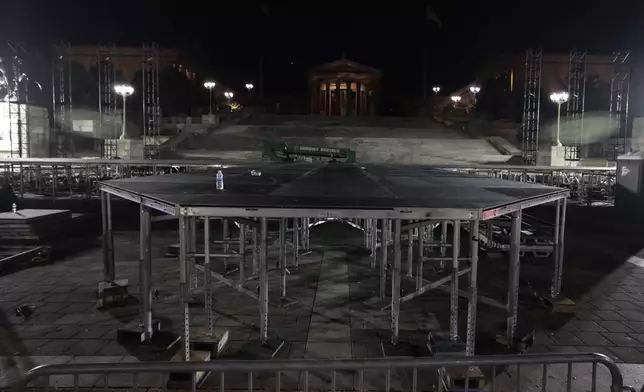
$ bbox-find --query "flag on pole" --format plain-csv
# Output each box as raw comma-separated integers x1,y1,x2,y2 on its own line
425,3,441,27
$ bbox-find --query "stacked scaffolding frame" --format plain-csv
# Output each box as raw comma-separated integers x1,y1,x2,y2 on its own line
565,51,586,161
521,48,542,165
98,44,117,159
142,42,160,159
607,51,631,161
52,43,73,157
6,42,29,158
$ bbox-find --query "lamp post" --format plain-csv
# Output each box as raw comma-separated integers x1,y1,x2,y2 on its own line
469,85,481,96
550,91,569,147
432,86,441,95
450,95,462,108
114,84,134,140
204,81,216,114
245,83,254,104
224,91,234,108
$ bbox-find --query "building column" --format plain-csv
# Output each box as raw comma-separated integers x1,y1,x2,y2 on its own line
345,81,353,116
325,81,331,116
335,80,342,116
356,83,362,116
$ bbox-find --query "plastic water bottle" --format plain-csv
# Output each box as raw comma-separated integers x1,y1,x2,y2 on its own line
216,170,224,190
11,203,16,213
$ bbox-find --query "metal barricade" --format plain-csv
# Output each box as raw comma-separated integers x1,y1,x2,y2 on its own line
13,353,636,392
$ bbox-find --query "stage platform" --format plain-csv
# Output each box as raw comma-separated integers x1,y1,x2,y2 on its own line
101,162,568,220
97,161,570,376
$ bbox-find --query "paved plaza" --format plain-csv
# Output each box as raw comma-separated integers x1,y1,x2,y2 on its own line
1,207,644,389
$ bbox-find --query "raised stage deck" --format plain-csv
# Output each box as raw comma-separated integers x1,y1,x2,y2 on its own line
100,162,568,219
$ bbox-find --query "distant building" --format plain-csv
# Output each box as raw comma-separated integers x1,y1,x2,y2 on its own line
56,45,191,81
309,59,381,116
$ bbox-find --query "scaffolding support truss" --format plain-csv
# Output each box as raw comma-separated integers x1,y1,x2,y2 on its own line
7,42,29,158
607,51,631,161
521,48,542,165
565,51,586,161
142,42,160,159
52,43,73,157
98,44,117,159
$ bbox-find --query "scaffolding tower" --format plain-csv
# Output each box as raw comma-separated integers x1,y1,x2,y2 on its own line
142,42,160,159
606,51,630,161
521,48,542,165
565,51,586,161
98,44,117,159
7,42,29,158
52,43,73,157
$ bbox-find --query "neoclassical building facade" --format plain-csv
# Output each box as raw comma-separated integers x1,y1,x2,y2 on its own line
309,59,381,116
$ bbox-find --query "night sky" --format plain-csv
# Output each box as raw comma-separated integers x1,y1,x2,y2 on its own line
4,1,644,96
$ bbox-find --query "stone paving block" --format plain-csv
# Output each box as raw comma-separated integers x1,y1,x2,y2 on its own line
599,320,634,333
549,332,584,346
96,340,130,356
547,345,580,353
570,320,608,332
575,331,615,346
594,310,627,321
35,339,81,355
14,339,49,355
608,347,644,363
44,326,79,339
68,339,109,356
34,302,69,313
610,300,643,310
624,321,644,333
619,310,644,322
305,342,352,359
603,333,642,347
606,293,635,301
74,326,113,339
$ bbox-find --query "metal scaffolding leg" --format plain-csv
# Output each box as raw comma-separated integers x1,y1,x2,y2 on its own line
280,218,287,297
370,219,378,268
551,198,567,298
179,215,191,361
101,191,114,281
239,224,246,287
140,205,153,341
440,221,448,270
450,220,461,341
188,217,197,290
293,218,300,268
380,219,389,299
391,219,402,345
252,226,259,275
507,210,522,346
304,218,310,250
466,219,479,356
223,219,229,268
204,217,213,335
416,226,424,290
259,217,269,344
407,228,414,277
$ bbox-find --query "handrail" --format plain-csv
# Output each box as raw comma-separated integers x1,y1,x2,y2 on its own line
16,352,628,392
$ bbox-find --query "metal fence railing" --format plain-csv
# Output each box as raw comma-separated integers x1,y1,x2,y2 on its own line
13,353,638,392
0,158,617,205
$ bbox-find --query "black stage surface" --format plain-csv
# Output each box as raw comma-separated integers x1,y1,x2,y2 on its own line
101,162,568,218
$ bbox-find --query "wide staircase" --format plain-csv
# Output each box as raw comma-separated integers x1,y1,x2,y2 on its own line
172,115,514,165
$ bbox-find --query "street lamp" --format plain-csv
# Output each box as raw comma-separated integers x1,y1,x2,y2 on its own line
450,95,461,107
224,91,234,106
469,85,481,95
432,86,441,95
245,83,254,91
204,81,216,114
550,91,569,147
114,84,134,139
